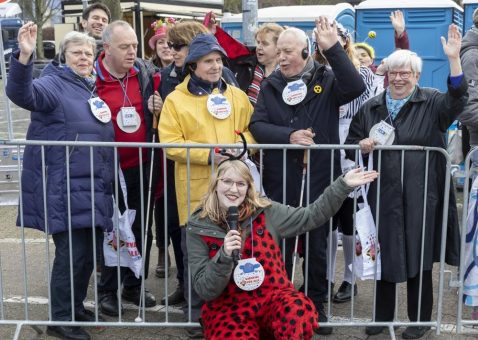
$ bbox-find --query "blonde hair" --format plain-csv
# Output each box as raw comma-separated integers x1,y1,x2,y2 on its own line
255,23,284,45
198,160,271,226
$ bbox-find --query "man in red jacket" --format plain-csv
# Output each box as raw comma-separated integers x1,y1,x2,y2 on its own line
95,20,163,317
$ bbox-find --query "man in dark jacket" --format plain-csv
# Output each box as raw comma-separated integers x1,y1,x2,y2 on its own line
249,17,365,336
346,24,466,339
459,8,478,160
95,20,162,317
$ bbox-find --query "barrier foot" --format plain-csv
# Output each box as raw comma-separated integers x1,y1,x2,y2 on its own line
13,324,23,340
388,325,397,340
30,325,43,334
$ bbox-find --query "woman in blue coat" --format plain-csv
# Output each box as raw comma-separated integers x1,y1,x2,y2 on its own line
6,22,115,340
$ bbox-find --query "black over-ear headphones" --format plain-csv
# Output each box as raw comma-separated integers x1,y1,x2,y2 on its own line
301,36,311,60
301,48,309,60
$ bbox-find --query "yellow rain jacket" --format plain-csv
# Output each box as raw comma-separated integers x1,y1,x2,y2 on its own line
159,75,255,225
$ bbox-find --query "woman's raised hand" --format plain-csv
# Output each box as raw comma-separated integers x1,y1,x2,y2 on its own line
18,22,37,63
343,167,379,188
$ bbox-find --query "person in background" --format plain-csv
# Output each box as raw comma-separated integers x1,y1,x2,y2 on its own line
95,20,162,317
204,12,283,104
159,33,255,338
148,18,175,69
355,10,410,75
81,2,111,56
249,19,365,336
314,22,383,304
187,159,378,339
346,24,465,339
8,23,115,340
146,17,177,284
459,8,478,172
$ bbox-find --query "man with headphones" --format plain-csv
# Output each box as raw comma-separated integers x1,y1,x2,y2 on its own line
249,16,365,336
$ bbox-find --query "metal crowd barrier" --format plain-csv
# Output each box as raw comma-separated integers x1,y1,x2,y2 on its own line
0,139,466,339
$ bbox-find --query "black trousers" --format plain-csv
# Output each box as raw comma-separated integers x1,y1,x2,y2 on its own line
375,270,433,322
155,159,184,285
51,228,95,320
285,223,330,310
99,164,153,293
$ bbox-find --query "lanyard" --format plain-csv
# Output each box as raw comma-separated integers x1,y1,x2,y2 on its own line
117,76,133,107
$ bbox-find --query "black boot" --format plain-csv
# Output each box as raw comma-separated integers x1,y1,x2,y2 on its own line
161,285,185,305
46,326,90,340
333,281,357,303
155,248,170,278
401,326,430,339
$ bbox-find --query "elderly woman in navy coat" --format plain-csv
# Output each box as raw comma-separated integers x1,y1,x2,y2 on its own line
346,24,466,339
6,22,115,340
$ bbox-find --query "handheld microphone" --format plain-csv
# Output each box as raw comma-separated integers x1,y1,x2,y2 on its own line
227,206,240,262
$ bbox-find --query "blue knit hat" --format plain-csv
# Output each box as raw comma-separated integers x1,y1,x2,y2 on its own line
184,33,227,66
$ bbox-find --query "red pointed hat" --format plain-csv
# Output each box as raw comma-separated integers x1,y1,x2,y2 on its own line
149,18,176,50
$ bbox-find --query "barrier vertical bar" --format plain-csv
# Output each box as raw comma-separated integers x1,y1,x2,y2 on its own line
65,145,75,321
40,146,52,321
436,150,452,335
417,150,430,328
89,146,99,321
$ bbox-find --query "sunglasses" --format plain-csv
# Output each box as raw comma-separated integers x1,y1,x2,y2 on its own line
167,42,187,51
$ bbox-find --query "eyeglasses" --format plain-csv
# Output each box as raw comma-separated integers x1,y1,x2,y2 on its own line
66,50,94,58
388,71,413,80
167,41,187,51
219,178,248,190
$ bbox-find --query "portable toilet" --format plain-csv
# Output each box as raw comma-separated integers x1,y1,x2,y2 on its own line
355,0,463,92
221,3,355,43
464,0,478,31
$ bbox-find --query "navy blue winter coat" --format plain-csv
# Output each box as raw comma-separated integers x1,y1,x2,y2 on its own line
249,43,365,205
6,53,115,234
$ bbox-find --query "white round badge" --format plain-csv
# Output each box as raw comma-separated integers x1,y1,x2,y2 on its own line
369,121,395,145
117,107,141,134
233,258,265,291
88,97,112,123
207,94,231,119
282,79,307,105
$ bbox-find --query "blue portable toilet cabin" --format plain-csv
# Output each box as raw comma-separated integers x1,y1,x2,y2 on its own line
355,0,463,92
220,3,355,44
464,0,478,31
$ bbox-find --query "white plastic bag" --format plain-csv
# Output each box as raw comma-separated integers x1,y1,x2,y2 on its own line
349,153,381,280
447,125,464,165
103,169,142,278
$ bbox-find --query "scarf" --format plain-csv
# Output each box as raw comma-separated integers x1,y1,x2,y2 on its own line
283,57,315,85
246,64,265,105
385,87,415,120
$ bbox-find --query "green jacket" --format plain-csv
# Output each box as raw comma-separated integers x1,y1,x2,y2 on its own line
186,176,353,301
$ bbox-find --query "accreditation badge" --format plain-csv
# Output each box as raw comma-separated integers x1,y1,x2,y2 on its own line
117,106,141,133
282,79,307,105
207,93,231,119
233,258,265,291
369,120,395,145
88,97,111,123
